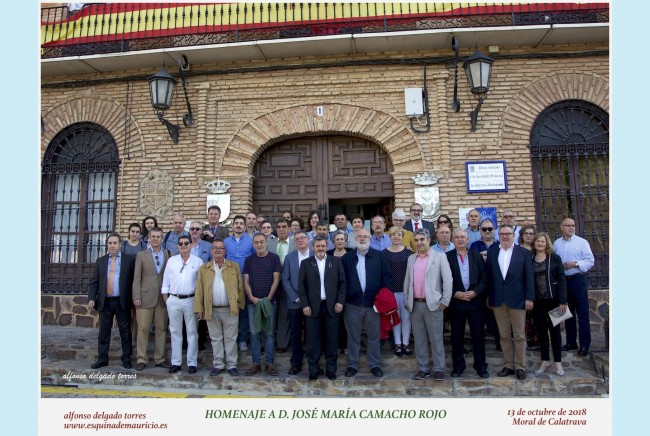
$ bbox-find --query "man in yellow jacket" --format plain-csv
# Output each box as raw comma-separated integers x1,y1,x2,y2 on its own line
194,239,245,376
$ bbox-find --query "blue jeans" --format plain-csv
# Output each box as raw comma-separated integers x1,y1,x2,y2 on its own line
247,302,277,365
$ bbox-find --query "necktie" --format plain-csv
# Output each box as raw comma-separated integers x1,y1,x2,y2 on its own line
107,256,116,296
414,222,419,231
278,241,286,264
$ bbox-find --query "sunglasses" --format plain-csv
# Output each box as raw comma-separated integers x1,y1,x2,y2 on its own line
410,209,423,212
438,220,450,224
154,255,160,266
481,227,494,232
189,227,202,231
178,241,190,247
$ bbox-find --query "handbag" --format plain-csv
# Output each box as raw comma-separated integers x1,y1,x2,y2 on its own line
548,306,573,327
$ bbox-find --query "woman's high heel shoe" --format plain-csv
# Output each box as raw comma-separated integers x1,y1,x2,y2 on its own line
534,361,551,374
554,363,565,376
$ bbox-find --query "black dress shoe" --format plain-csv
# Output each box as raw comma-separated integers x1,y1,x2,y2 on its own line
188,366,197,374
562,343,578,351
344,367,357,377
317,368,324,376
210,368,225,376
371,367,384,377
478,370,489,378
497,367,515,377
91,361,108,369
309,373,318,381
136,362,146,371
516,369,526,380
155,361,171,369
326,371,337,380
276,347,288,353
169,365,181,373
450,370,463,378
288,366,301,375
578,347,589,356
123,361,132,369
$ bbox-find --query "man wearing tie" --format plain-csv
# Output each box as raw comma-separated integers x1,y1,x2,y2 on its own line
281,230,312,375
480,224,535,380
132,227,170,371
404,203,435,235
267,218,295,353
298,235,347,380
88,233,136,369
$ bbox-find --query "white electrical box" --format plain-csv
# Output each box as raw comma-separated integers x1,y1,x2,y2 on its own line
404,88,424,118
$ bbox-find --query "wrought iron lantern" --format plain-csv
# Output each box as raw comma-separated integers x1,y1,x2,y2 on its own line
451,37,495,132
148,55,193,144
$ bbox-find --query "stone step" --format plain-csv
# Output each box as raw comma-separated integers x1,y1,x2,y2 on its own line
42,326,608,397
42,327,597,372
40,360,607,398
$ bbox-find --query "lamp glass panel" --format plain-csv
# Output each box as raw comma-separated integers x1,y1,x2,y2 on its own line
150,78,175,110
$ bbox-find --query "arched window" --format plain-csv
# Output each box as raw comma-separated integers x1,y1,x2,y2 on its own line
41,122,119,294
529,100,609,289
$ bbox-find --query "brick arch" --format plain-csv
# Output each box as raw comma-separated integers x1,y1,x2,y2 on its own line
499,73,609,147
41,97,145,159
220,103,424,175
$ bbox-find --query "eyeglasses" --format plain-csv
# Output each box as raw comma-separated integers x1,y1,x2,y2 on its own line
295,236,308,241
212,247,225,250
499,232,514,237
481,227,494,232
189,227,201,231
523,232,535,236
438,220,450,224
180,264,187,273
410,208,423,212
178,241,190,247
356,235,370,240
503,215,514,219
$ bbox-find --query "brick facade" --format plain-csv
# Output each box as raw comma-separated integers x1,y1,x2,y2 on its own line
40,44,609,338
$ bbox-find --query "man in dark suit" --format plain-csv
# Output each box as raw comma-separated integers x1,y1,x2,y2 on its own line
201,205,230,242
404,202,435,235
132,227,170,371
446,229,488,378
298,235,346,380
87,233,136,369
341,228,392,378
281,230,312,375
267,218,295,353
480,224,534,380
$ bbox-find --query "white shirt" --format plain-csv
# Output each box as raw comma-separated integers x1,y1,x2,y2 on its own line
498,245,513,279
161,254,203,295
316,255,327,300
553,234,595,275
211,261,228,306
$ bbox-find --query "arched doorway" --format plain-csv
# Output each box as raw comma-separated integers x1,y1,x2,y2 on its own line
253,136,394,223
529,99,609,289
41,122,120,294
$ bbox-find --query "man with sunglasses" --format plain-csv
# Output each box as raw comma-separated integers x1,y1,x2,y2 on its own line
162,235,203,374
132,227,170,371
404,203,434,235
470,218,499,261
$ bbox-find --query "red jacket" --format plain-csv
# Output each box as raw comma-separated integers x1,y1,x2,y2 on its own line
374,287,401,340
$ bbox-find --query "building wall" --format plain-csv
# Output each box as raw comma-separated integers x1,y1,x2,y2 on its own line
40,43,609,337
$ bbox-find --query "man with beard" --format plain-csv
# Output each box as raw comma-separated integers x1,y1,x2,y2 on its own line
341,228,392,378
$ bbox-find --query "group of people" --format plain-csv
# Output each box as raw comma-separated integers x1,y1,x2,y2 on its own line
87,203,595,382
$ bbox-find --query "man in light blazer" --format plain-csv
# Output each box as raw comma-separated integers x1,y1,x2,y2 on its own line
132,227,170,371
281,230,312,375
267,218,296,353
404,228,453,381
298,235,347,380
479,223,535,380
194,239,246,376
87,233,136,369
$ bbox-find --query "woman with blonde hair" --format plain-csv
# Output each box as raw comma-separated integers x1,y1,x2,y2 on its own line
531,232,568,376
383,226,412,356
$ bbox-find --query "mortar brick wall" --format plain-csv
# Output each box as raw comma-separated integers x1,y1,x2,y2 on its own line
41,44,609,326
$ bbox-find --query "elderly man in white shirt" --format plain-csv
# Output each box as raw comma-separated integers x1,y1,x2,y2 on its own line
162,235,204,374
553,218,595,356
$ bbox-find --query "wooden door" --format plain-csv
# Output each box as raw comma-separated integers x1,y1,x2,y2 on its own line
253,136,393,221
